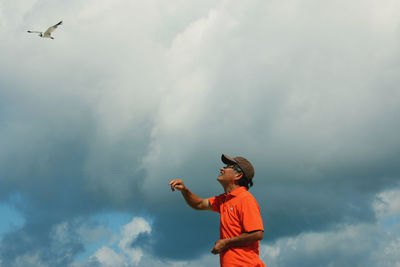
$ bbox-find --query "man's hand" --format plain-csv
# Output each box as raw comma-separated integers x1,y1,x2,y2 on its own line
169,179,187,192
211,239,228,254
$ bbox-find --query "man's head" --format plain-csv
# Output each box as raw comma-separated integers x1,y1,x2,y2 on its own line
218,154,255,189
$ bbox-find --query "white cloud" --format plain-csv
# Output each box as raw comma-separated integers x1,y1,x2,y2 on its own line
118,217,151,265
259,223,400,267
141,0,400,197
259,188,400,267
80,216,220,267
374,189,400,218
91,246,127,267
87,217,151,267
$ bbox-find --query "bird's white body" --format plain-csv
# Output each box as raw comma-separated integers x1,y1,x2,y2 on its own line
28,21,63,39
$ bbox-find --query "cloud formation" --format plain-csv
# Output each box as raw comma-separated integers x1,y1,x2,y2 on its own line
86,217,151,267
261,189,400,267
0,0,399,266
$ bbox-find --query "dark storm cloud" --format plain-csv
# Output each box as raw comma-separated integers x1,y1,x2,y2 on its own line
138,0,400,262
0,76,153,265
0,220,84,266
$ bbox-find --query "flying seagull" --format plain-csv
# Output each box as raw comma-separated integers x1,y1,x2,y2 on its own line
27,21,63,39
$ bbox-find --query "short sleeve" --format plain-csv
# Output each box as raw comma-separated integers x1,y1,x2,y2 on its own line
208,194,225,213
240,196,264,233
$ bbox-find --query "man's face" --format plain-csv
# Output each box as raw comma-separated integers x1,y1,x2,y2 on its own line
217,165,241,186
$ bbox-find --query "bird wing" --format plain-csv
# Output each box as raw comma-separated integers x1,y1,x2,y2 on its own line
43,21,63,35
27,30,42,33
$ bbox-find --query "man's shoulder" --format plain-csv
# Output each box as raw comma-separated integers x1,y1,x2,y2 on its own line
237,187,254,197
236,190,259,203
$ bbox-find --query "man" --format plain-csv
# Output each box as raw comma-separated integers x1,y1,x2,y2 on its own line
169,154,265,267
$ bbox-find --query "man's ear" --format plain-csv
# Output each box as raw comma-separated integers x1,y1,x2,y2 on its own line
234,172,243,182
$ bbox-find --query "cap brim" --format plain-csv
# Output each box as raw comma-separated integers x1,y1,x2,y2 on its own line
221,154,237,165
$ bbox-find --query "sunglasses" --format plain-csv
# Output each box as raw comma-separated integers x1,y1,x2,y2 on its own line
223,165,243,173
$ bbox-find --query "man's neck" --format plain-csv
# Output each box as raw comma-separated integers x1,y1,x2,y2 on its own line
224,184,241,194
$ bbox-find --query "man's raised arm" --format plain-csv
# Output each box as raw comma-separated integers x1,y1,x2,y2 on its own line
169,179,212,211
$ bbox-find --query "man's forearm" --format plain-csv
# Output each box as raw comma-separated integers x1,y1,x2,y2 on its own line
181,188,204,210
224,231,263,247
211,231,263,254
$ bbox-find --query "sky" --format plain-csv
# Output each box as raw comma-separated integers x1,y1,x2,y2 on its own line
0,0,400,266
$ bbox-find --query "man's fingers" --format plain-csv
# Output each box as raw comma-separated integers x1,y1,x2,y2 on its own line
169,179,181,186
169,179,186,192
169,180,184,191
170,183,176,191
169,181,179,191
173,185,182,191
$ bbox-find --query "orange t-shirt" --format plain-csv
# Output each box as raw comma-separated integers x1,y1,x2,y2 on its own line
209,186,265,267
